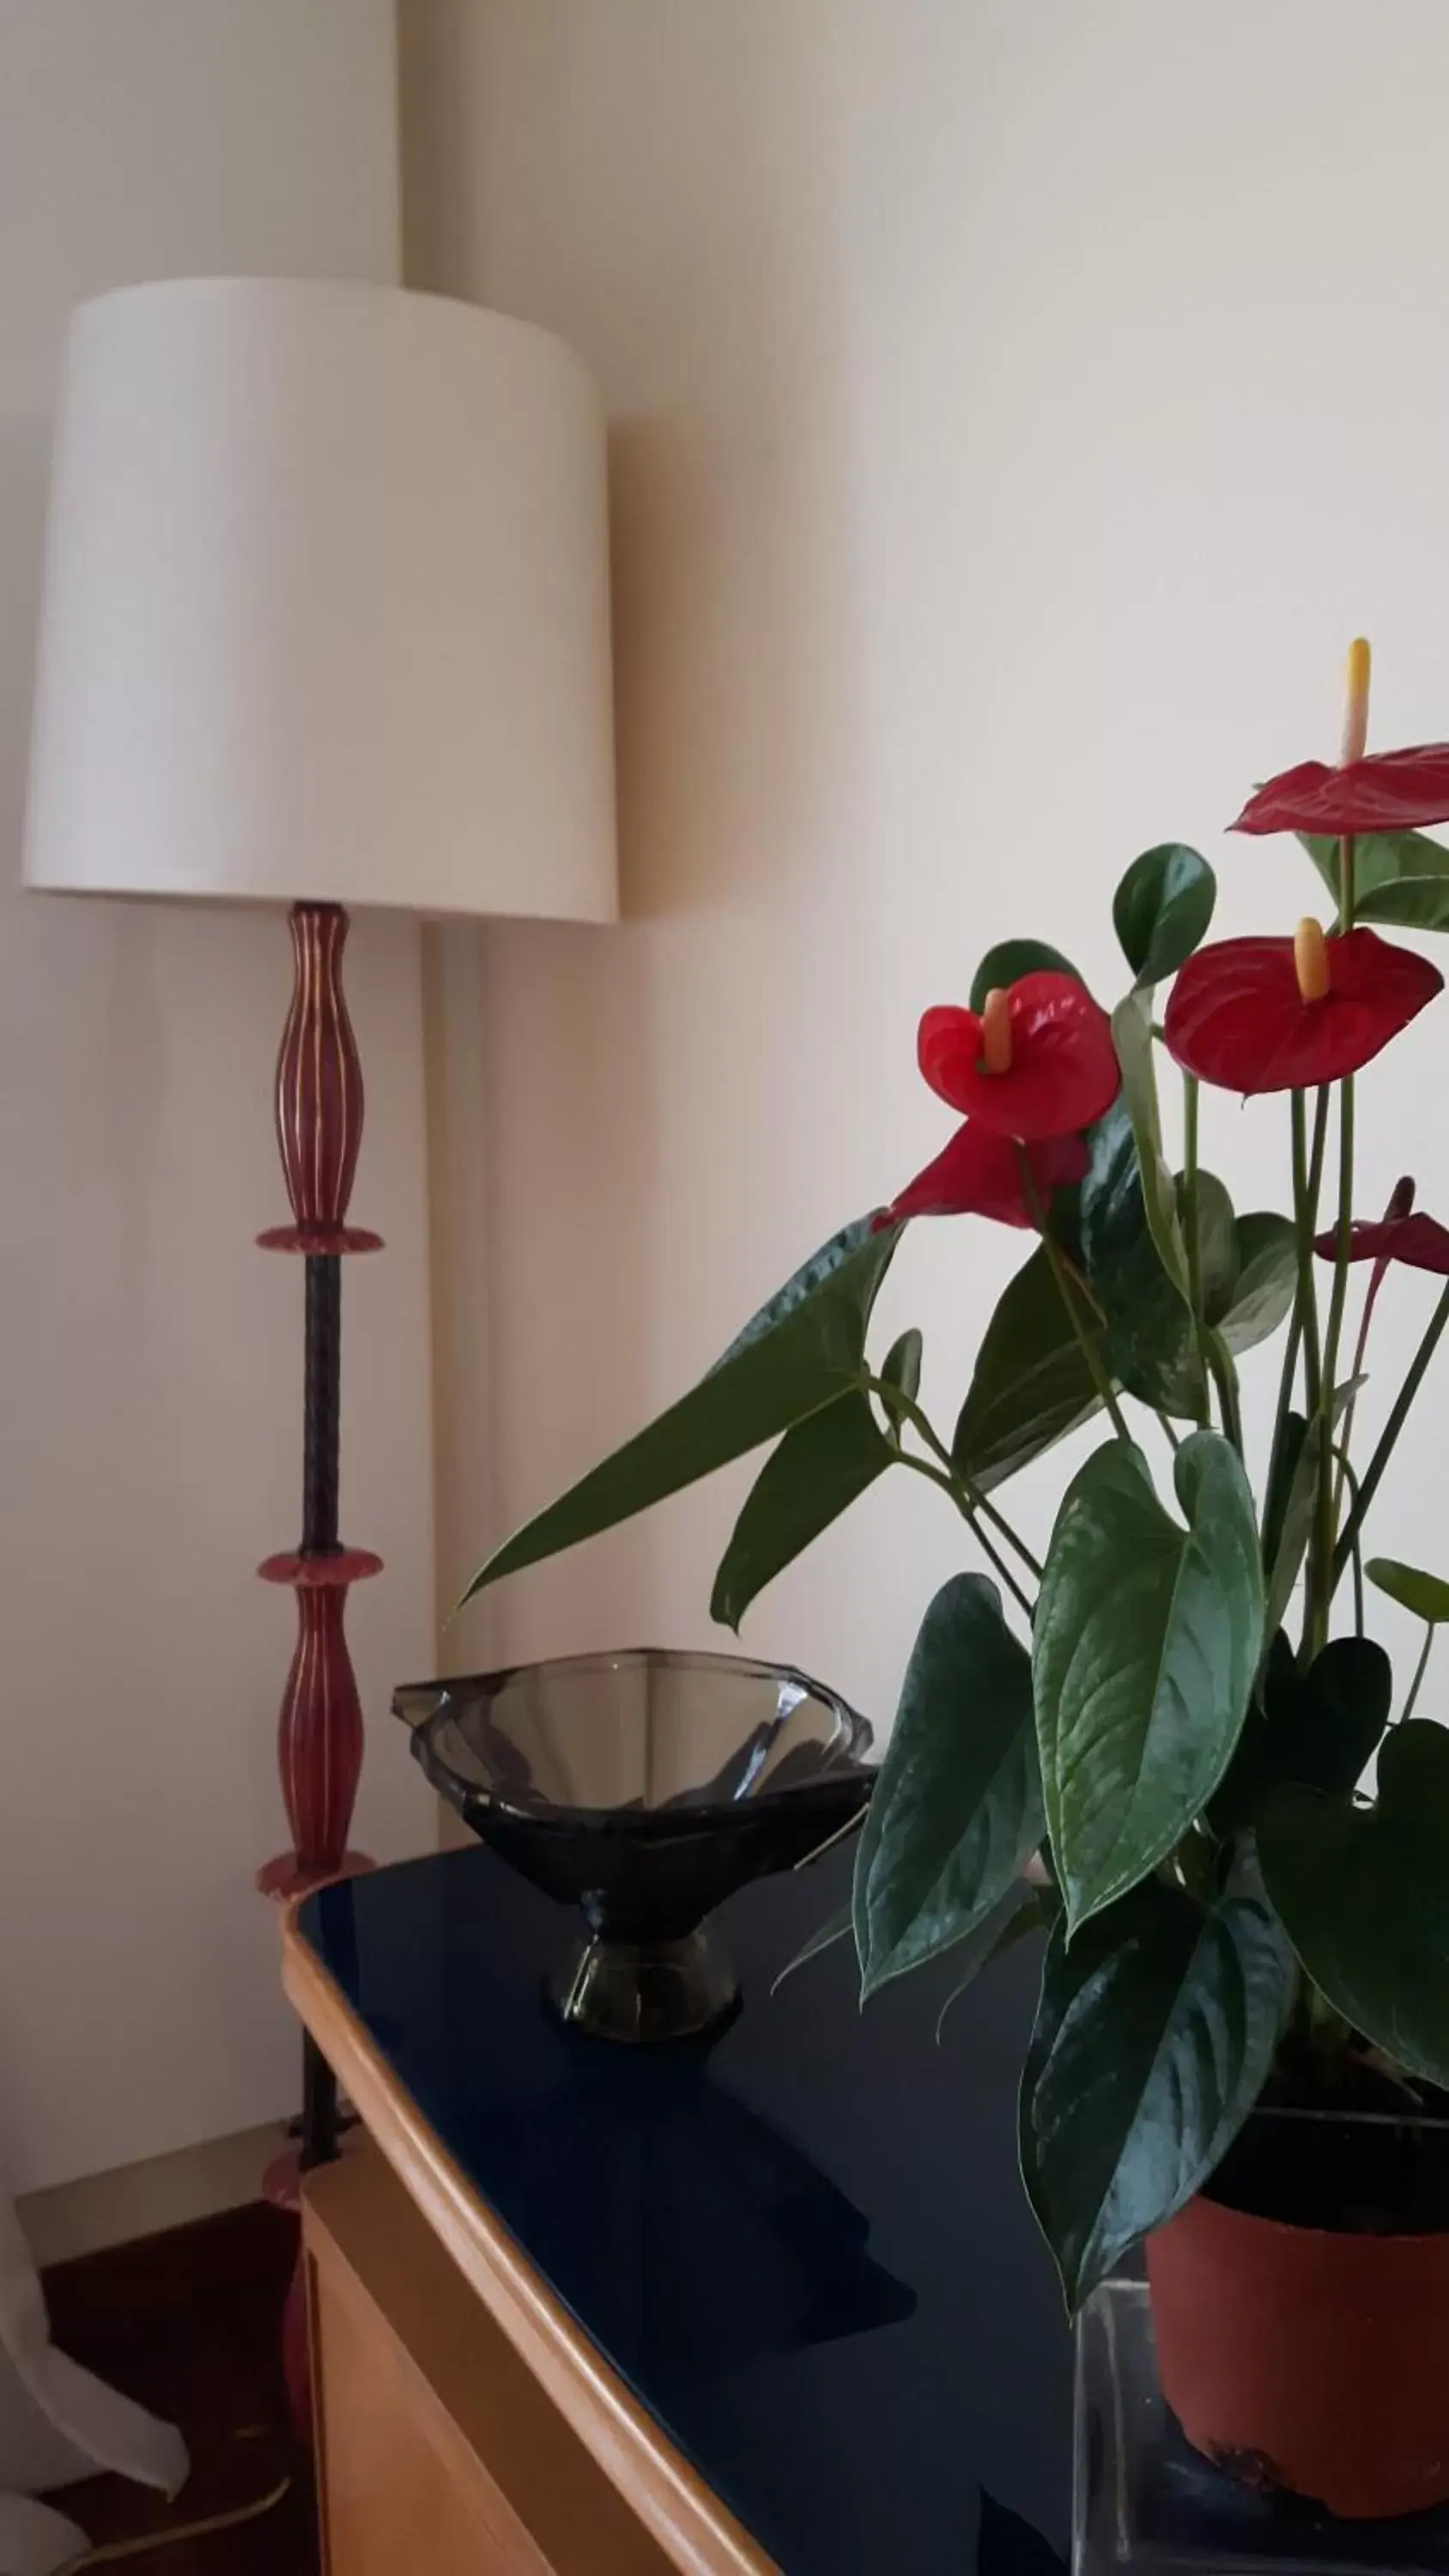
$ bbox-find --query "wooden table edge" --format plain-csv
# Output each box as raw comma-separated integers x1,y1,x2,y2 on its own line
282,1901,779,2576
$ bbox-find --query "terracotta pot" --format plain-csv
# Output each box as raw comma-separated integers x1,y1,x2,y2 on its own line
1148,2189,1449,2519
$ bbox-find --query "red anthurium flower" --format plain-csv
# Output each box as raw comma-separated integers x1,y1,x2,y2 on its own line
886,1121,1088,1226
918,971,1119,1140
1163,923,1441,1096
1313,1210,1449,1276
1233,744,1449,837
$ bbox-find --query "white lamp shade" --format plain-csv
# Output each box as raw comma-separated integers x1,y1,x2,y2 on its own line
23,277,617,920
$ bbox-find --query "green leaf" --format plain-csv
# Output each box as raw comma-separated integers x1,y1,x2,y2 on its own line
1099,1170,1237,1419
876,1327,924,1430
1034,1432,1264,1931
1211,1633,1391,1836
770,1899,855,1996
711,1212,888,1368
1113,844,1217,991
1020,1863,1295,2310
1222,1213,1298,1353
935,1882,1055,2042
952,1245,1107,1493
1110,993,1191,1303
462,1222,900,1603
969,939,1081,1014
1367,1558,1449,1625
1259,1723,1449,2089
1262,1409,1306,1577
1078,1098,1145,1279
1300,828,1449,933
1094,1189,1292,1424
1192,1174,1241,1321
852,1575,1043,1996
710,1389,894,1631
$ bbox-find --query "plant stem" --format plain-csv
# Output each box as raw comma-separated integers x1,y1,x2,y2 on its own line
1332,1270,1374,1536
1207,1337,1245,1456
1014,1146,1133,1444
1403,1624,1434,1724
895,1450,1035,1619
1320,1080,1356,1406
869,1378,1043,1581
1183,1073,1202,1315
1180,1072,1214,1431
1332,1444,1366,1636
1310,1072,1356,1653
973,1487,1044,1577
1266,1085,1331,1522
1331,1279,1449,1591
1290,1089,1325,1421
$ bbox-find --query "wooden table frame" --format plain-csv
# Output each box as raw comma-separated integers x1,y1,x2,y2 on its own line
284,1905,778,2576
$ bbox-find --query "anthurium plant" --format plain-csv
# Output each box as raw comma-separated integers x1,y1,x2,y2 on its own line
464,643,1449,2309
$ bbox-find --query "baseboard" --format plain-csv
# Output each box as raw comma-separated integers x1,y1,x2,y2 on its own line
17,2120,288,2269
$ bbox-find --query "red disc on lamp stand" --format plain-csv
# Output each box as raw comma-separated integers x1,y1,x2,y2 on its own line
255,901,388,2432
255,1551,383,1899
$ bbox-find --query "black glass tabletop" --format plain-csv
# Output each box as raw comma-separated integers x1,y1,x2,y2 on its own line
298,1838,1070,2576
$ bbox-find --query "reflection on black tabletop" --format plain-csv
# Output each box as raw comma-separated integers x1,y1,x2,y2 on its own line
478,2050,917,2376
302,1839,1073,2576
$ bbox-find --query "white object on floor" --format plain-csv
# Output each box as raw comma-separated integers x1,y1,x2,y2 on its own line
0,2183,186,2574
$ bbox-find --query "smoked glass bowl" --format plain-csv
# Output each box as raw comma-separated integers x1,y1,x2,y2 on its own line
393,1649,875,2044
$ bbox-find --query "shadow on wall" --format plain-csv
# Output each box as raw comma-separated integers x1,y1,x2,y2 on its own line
606,394,871,924
401,0,876,928
397,0,908,1675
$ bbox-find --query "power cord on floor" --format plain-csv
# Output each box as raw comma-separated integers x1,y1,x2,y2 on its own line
77,2475,293,2564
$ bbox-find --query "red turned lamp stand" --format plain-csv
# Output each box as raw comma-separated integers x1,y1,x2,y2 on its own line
21,270,617,2274
257,902,380,2178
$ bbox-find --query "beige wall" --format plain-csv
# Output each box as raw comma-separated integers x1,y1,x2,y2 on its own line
0,0,433,2193
403,0,1449,1728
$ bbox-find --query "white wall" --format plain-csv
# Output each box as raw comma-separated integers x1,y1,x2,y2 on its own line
0,0,434,2193
403,0,1449,1738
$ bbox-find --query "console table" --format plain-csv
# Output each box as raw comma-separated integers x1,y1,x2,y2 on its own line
283,1842,1070,2574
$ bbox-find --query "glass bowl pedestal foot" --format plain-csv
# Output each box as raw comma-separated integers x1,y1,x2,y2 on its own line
545,1922,741,2044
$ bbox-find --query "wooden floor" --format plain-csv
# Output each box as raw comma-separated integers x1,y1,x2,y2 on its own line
42,2201,317,2573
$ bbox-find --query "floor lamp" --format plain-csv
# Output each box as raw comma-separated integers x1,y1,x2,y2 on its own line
22,277,618,2177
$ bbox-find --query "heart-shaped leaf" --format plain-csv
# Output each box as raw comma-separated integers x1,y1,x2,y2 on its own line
1021,1862,1295,2309
463,1220,899,1602
1211,1633,1391,1836
1099,1170,1237,1419
1078,1098,1145,1279
1034,1432,1264,1930
952,1245,1108,1493
711,1388,894,1631
1222,1212,1298,1352
969,939,1082,1014
1113,844,1217,991
853,1574,1043,1996
876,1327,924,1429
1367,1558,1449,1625
1301,829,1449,933
1096,1192,1294,1423
1259,1722,1449,2088
1111,993,1191,1303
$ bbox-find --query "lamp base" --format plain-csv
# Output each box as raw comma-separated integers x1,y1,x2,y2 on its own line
256,1850,375,1903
